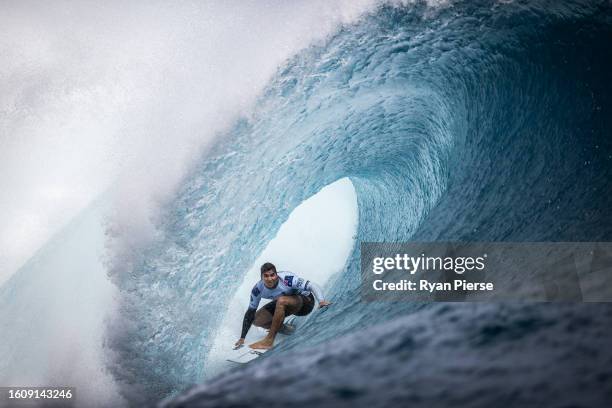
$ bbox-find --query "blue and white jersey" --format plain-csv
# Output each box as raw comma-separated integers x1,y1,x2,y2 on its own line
248,271,324,310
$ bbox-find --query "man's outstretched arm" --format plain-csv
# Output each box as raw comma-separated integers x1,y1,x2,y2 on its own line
235,284,262,346
284,271,331,308
241,307,256,338
305,280,331,307
235,308,256,347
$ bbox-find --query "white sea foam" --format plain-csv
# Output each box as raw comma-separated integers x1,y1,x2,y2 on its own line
0,0,380,285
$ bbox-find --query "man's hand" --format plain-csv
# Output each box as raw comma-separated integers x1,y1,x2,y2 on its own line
319,300,332,308
234,338,245,349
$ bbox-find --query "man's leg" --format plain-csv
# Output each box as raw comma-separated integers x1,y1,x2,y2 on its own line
250,295,302,349
253,307,273,329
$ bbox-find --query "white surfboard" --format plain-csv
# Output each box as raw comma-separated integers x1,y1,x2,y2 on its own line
226,317,297,364
226,346,268,364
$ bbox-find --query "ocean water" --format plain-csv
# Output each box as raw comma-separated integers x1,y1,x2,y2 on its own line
2,1,611,407
158,1,612,406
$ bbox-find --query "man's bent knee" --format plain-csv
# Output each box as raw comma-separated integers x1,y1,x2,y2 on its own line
277,295,297,307
254,309,272,328
277,295,302,315
254,317,271,328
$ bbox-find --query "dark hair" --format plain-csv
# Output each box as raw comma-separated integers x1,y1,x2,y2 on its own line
260,262,277,275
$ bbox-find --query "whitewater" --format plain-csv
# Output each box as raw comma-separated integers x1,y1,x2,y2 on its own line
2,1,612,407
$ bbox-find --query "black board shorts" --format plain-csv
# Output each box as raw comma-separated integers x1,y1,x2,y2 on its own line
263,293,315,317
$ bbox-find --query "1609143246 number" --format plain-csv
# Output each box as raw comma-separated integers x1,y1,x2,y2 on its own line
1,387,74,400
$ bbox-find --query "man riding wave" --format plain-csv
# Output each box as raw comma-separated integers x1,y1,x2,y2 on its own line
235,262,331,349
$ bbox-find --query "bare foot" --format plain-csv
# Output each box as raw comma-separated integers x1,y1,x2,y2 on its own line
250,336,274,349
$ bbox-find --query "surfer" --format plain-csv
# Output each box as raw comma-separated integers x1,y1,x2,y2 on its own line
235,262,331,350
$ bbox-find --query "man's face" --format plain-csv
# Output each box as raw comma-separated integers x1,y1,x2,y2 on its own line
262,270,279,288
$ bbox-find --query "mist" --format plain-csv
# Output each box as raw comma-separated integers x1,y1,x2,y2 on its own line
0,0,380,285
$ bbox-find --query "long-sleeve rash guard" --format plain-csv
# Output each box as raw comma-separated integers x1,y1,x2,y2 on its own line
240,271,324,338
